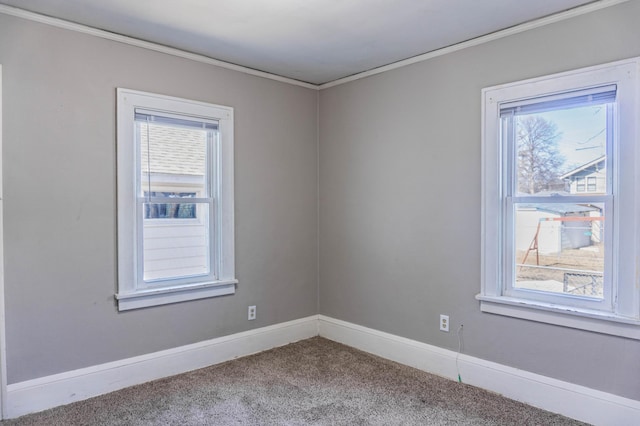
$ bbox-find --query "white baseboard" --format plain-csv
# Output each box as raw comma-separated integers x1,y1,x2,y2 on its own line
6,315,318,419
6,314,639,425
318,315,640,426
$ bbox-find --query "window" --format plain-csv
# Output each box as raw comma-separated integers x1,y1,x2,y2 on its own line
480,58,640,339
116,89,236,311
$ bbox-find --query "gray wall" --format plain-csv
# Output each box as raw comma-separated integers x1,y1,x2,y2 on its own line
2,0,640,403
0,14,318,384
319,0,640,401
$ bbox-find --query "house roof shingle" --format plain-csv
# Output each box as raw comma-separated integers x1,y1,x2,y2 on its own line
140,123,206,176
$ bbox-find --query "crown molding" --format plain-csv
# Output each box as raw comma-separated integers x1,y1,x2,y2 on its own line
319,0,631,89
0,0,631,91
0,4,318,90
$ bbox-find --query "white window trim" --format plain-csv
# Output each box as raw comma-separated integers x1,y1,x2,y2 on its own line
116,88,236,311
0,64,9,419
479,58,640,339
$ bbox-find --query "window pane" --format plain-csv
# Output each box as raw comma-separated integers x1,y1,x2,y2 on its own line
142,203,211,282
513,103,610,196
144,192,196,219
138,121,208,197
514,202,604,298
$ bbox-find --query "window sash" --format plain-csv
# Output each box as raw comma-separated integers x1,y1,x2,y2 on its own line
503,195,613,310
136,199,218,286
135,120,214,199
501,101,614,198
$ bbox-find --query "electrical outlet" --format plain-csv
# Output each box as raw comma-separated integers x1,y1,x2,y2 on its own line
440,314,449,332
248,305,256,320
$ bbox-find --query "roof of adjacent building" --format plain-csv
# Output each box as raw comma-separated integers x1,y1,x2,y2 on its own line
560,156,605,180
140,123,206,176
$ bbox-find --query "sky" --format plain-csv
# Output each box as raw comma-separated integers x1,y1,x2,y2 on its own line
535,104,608,172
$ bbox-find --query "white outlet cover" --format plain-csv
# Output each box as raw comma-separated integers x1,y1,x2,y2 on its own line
440,314,449,332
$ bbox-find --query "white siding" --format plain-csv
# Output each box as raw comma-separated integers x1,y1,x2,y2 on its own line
142,217,209,281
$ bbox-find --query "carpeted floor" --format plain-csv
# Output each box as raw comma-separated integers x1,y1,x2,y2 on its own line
3,337,587,425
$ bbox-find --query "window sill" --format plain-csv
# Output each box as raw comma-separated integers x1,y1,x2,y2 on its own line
116,280,237,311
476,294,640,340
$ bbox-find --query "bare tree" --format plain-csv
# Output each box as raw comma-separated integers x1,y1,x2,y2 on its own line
516,116,564,194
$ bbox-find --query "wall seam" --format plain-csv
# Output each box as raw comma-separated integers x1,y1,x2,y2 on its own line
316,90,321,315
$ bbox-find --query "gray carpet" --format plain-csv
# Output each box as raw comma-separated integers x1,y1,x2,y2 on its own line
3,337,587,425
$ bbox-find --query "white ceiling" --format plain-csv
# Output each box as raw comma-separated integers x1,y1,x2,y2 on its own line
1,0,602,85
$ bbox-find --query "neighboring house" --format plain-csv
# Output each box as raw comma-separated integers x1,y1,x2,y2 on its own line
560,155,606,194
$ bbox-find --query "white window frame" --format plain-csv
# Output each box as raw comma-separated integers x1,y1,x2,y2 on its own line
116,89,236,311
479,58,640,339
